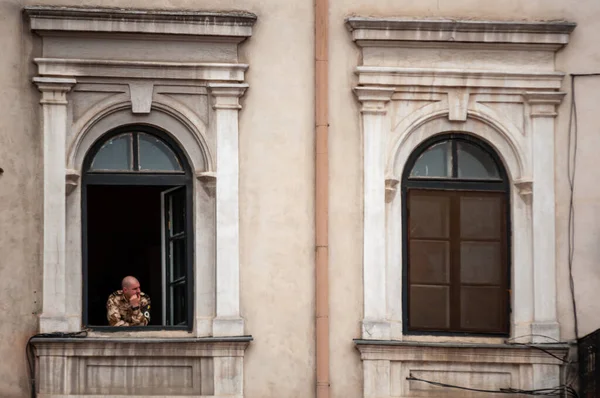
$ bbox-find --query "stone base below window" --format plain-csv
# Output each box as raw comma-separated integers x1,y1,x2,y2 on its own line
355,340,568,398
32,336,251,398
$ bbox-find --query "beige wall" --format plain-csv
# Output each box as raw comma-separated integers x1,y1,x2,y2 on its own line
2,0,600,397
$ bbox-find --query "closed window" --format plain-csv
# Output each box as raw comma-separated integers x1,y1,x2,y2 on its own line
403,134,510,335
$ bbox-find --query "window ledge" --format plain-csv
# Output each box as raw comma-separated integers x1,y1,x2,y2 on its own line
354,338,568,365
32,336,252,397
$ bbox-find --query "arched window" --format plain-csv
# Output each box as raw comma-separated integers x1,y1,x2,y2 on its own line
402,134,510,335
82,125,193,329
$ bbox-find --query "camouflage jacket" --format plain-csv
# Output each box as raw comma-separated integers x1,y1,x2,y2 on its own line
106,290,151,326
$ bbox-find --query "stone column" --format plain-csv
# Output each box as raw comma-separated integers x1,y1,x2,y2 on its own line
524,91,565,343
33,77,76,333
355,87,395,340
207,83,248,336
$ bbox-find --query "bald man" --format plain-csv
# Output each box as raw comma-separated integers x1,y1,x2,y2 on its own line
106,276,151,326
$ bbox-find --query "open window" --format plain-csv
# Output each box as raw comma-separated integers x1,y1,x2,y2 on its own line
82,125,194,329
402,134,510,335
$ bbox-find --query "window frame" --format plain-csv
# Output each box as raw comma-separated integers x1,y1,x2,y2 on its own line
81,124,195,331
401,133,511,337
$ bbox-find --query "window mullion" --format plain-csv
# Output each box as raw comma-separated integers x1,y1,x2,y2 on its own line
132,132,140,171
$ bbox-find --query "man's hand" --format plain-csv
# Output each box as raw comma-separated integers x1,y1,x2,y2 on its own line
129,293,141,308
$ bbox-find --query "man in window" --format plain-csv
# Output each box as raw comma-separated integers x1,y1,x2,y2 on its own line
106,276,151,326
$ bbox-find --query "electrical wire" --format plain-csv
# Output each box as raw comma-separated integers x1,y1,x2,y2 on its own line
407,374,580,397
567,74,580,341
26,331,88,398
506,342,568,363
505,334,561,343
566,72,600,340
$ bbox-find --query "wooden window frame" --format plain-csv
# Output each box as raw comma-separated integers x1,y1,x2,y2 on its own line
401,133,511,336
81,124,194,331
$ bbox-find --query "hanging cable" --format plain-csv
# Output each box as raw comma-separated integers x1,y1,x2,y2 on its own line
567,72,600,340
407,374,579,397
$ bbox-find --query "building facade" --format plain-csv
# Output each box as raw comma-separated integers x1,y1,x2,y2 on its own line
1,0,600,397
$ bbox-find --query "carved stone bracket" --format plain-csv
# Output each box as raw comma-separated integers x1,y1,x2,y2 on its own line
196,171,216,197
65,170,80,195
385,177,400,202
515,179,533,200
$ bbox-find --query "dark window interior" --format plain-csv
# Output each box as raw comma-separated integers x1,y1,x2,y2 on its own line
86,185,170,326
403,134,509,335
82,125,193,329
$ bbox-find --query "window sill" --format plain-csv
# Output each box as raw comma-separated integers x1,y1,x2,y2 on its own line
354,338,568,351
31,335,253,397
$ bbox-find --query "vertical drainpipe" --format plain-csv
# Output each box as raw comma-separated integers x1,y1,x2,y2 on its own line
315,0,329,395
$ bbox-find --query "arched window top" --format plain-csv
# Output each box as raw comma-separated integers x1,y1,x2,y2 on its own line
88,130,183,173
408,135,502,181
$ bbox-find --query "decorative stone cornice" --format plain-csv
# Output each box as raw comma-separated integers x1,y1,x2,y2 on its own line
34,58,248,82
24,6,257,42
354,86,395,114
356,67,565,90
208,83,249,110
33,77,76,105
346,17,576,51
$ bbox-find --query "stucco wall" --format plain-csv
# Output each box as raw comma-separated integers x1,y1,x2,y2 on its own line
1,0,600,397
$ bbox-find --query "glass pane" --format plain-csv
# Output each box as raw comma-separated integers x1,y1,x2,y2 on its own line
138,133,182,171
460,286,503,331
410,240,450,284
170,190,186,235
460,195,502,240
410,285,450,329
170,238,186,280
461,242,502,284
410,141,452,178
90,133,132,171
409,193,450,239
457,141,500,179
170,282,187,325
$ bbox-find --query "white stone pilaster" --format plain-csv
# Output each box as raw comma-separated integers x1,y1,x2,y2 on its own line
208,83,248,337
355,87,395,340
34,76,77,333
524,91,565,343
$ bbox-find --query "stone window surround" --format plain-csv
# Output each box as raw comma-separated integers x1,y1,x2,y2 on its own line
25,6,257,338
348,17,577,344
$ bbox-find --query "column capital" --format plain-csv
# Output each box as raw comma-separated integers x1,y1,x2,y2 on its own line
354,86,394,115
33,77,76,105
523,91,566,118
207,83,249,110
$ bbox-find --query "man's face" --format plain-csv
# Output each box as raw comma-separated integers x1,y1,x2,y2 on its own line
123,280,141,299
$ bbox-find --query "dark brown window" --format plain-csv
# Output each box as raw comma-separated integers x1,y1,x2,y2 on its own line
403,134,510,335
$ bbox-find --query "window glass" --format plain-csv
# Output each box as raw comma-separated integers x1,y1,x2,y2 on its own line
406,189,507,334
90,133,133,171
409,285,450,329
460,286,503,331
410,141,452,178
138,133,182,171
457,141,500,179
